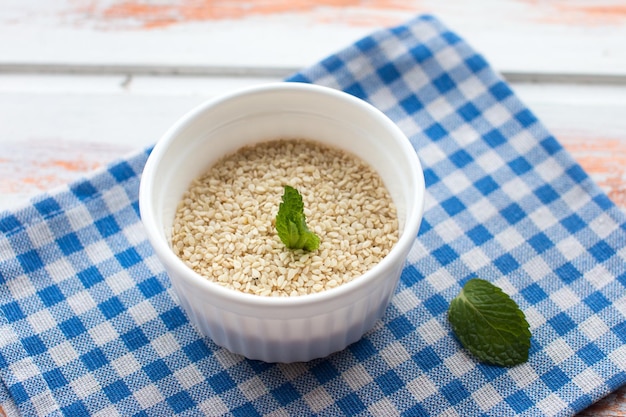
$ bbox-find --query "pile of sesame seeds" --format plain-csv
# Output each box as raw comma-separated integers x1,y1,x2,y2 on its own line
171,139,398,297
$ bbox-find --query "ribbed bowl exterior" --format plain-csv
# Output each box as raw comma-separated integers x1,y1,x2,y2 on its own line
140,83,425,363
167,260,404,363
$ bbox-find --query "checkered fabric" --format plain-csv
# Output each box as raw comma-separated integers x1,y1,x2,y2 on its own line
1,15,626,417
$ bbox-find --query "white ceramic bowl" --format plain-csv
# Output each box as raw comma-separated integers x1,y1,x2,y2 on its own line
139,82,425,363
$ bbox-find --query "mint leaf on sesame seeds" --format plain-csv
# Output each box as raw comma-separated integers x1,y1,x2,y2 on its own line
276,185,320,252
448,278,531,367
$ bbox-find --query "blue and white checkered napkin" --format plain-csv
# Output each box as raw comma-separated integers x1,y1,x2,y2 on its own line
1,15,626,417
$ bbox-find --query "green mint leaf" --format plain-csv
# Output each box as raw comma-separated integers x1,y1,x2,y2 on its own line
276,186,320,251
448,278,531,367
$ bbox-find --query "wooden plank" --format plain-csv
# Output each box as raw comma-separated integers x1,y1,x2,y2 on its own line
1,0,625,78
0,73,274,210
1,75,625,213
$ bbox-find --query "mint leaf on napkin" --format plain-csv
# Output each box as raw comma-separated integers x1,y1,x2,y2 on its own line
448,278,531,367
276,185,320,252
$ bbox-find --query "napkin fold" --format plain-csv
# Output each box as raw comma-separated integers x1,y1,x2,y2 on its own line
1,15,626,417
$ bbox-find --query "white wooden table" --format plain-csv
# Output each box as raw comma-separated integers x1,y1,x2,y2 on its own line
1,1,625,415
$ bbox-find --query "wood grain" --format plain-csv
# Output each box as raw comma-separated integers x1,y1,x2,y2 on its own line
60,0,626,29
0,136,625,213
0,139,131,211
1,0,625,78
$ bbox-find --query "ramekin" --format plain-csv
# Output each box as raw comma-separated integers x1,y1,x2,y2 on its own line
139,82,425,363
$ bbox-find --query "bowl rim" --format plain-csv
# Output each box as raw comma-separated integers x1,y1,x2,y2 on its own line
139,82,425,309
